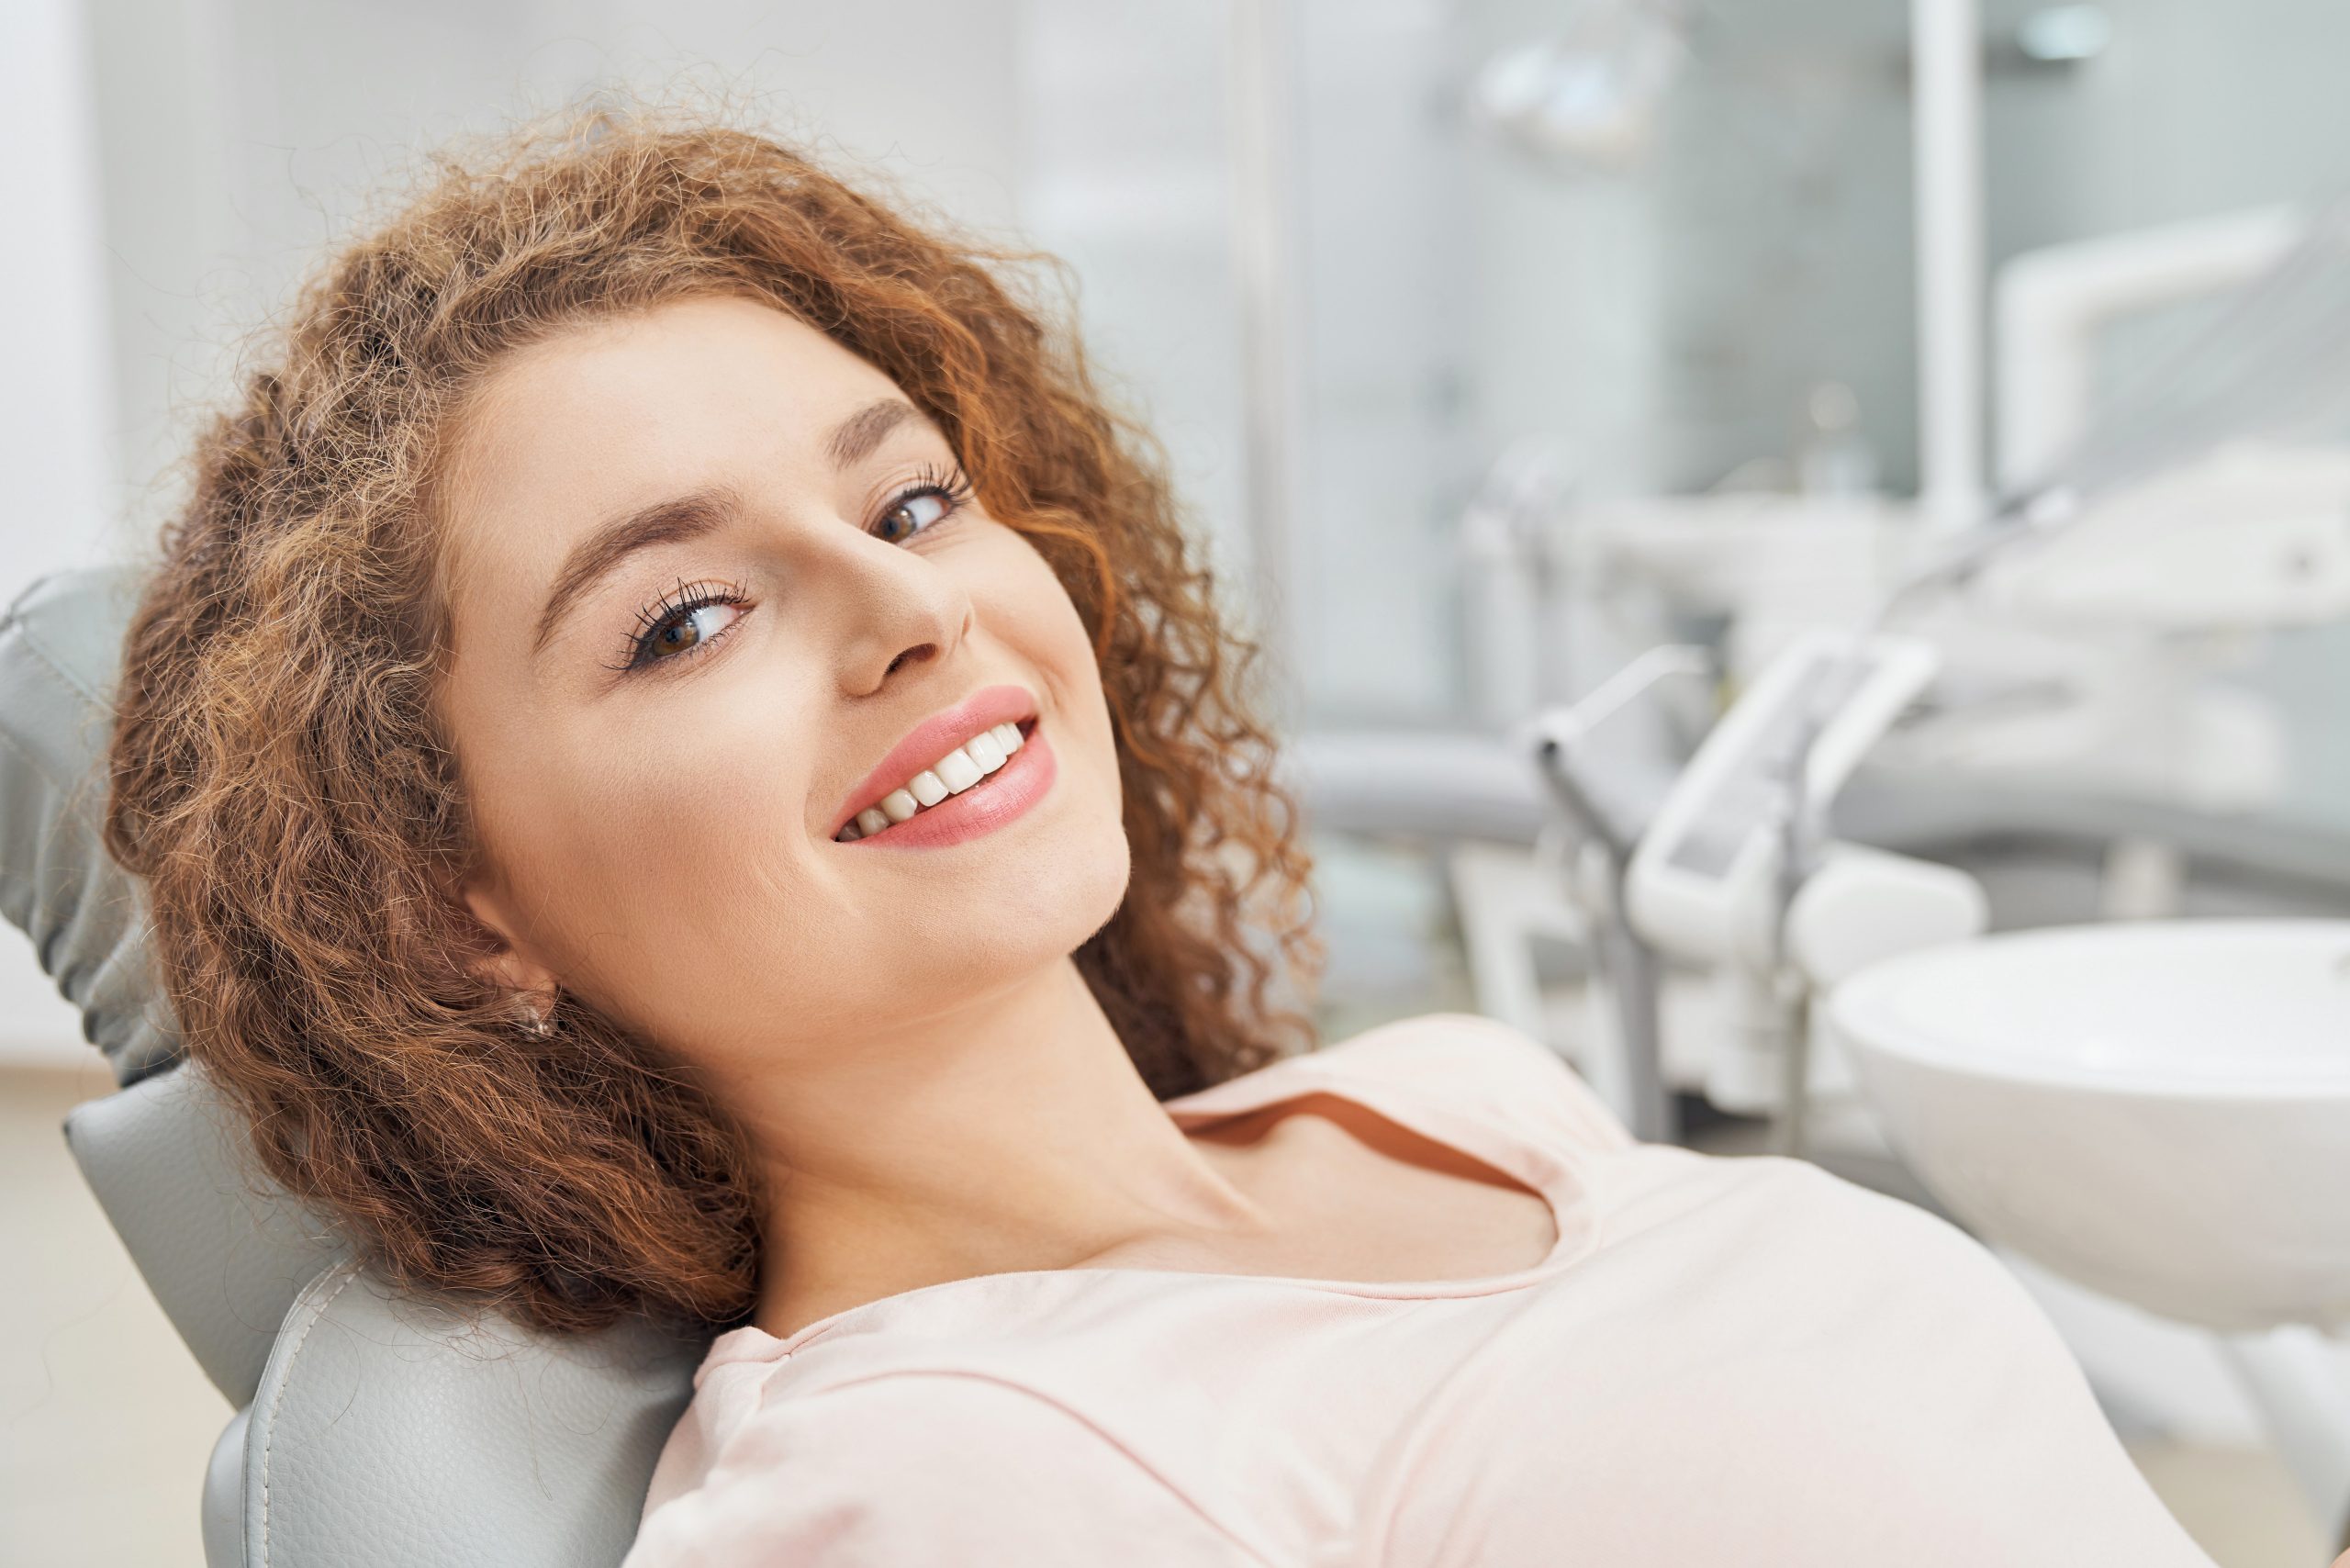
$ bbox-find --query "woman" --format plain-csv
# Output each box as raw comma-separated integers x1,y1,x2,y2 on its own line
103,108,2219,1565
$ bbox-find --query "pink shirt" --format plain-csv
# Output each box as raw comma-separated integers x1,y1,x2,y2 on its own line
623,1012,2215,1566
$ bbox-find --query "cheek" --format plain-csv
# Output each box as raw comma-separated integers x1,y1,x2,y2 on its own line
992,552,1129,890
988,532,1109,716
500,708,817,970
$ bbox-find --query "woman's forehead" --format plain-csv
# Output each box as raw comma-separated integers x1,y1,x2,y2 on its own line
465,297,898,463
435,297,909,583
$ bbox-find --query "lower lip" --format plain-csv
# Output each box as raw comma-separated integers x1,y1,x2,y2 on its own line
841,719,1056,849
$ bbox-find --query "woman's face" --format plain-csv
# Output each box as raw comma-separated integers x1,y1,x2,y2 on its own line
437,293,1130,1070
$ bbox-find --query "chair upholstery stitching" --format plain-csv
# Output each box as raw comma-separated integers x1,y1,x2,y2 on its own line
8,619,113,711
261,1262,362,1568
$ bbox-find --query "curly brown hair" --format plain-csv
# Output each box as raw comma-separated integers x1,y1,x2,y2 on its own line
101,106,1326,1338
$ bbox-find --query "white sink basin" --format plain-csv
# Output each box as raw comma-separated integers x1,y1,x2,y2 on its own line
1826,919,2350,1332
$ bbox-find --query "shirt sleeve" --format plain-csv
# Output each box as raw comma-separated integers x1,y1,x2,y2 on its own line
622,1370,1268,1568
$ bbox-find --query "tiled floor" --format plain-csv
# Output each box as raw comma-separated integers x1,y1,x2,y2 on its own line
1,1062,2331,1565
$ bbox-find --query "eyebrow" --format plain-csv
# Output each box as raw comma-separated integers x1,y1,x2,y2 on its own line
826,398,919,468
531,398,926,659
532,488,739,657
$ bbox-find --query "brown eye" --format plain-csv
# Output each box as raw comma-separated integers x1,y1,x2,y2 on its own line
878,487,954,544
630,600,741,669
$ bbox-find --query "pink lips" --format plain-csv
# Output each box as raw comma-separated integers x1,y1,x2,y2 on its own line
844,718,1055,848
829,683,1041,839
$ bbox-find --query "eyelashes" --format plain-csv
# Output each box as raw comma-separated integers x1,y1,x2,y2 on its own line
882,464,976,542
606,465,977,676
608,577,751,675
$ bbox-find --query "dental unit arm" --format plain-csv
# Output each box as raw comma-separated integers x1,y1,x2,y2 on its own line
1517,645,1715,1145
1621,629,1986,1148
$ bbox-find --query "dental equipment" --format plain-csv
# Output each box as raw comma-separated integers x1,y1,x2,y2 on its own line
1921,185,2350,619
1615,630,1984,1152
1783,178,2350,906
1517,644,1714,1144
1570,186,2350,1147
1997,204,2306,489
1826,909,2350,1544
1797,190,2350,1540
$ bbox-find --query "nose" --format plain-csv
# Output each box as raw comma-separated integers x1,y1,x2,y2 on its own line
828,529,974,695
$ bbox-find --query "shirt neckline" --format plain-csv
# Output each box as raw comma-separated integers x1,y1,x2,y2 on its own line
715,1041,1599,1364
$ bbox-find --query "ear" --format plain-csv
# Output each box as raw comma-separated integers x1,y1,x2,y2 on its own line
455,865,560,1004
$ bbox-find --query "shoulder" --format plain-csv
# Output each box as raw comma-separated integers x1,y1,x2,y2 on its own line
625,1370,1264,1567
1629,1149,2085,1356
1304,1011,1636,1155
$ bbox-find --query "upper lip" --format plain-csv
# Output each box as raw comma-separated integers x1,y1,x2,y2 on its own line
830,683,1039,835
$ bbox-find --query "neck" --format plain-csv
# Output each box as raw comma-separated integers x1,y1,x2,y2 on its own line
725,956,1274,1338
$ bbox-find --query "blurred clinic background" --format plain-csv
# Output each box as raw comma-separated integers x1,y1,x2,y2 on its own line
11,1,2350,1563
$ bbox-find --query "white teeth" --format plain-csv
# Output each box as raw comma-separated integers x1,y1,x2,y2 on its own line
934,748,983,793
838,719,1034,840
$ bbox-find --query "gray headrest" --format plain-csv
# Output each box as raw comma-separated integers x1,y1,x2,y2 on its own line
2,565,332,1403
0,565,181,1085
242,1260,699,1567
64,1060,344,1404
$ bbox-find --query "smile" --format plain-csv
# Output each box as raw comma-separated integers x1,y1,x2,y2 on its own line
834,702,1056,849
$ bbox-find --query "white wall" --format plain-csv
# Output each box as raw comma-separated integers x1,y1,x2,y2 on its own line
84,0,1033,544
1013,0,1254,620
0,0,129,1064
0,0,115,596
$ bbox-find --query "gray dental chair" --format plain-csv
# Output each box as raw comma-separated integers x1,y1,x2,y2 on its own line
2,566,709,1567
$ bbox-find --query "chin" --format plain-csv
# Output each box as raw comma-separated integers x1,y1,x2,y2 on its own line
1026,810,1135,953
974,804,1132,969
